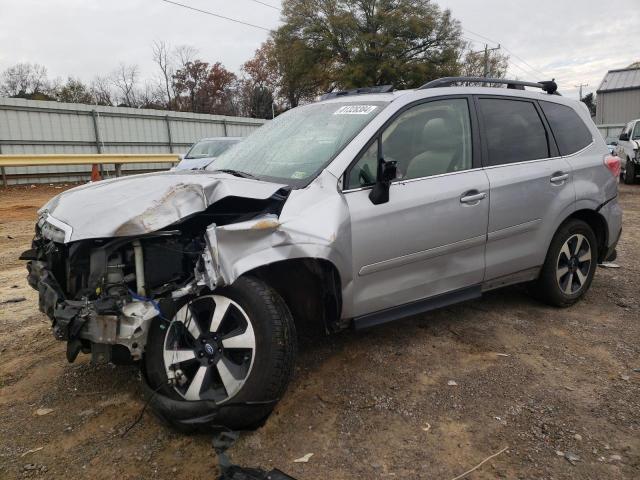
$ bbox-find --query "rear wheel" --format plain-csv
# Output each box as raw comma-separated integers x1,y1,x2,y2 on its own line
532,219,597,307
144,276,296,431
623,159,636,184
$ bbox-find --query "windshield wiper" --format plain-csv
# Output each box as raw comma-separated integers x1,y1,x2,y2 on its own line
211,169,258,180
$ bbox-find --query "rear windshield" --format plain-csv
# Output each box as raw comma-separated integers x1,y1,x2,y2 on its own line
208,101,387,186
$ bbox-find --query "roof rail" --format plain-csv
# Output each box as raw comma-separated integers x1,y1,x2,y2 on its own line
418,77,560,95
321,85,394,100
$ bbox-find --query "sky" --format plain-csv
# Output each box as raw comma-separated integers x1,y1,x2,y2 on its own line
0,0,638,100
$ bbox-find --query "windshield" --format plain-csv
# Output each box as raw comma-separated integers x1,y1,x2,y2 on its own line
207,101,387,185
185,139,240,159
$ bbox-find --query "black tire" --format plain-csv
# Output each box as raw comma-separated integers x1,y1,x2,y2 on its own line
623,159,636,185
532,219,598,308
144,276,296,432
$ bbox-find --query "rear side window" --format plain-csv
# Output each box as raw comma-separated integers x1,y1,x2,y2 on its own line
478,98,549,166
540,101,593,155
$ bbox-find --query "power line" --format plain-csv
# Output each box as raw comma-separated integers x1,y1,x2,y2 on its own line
158,0,272,31
245,0,280,11
461,27,546,78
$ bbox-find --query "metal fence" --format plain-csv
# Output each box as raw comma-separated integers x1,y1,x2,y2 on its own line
596,124,624,141
0,97,266,184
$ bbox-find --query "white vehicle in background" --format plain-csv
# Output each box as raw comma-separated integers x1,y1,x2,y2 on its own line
615,120,640,184
174,137,243,171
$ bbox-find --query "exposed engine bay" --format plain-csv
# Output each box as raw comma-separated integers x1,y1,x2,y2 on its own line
22,184,291,365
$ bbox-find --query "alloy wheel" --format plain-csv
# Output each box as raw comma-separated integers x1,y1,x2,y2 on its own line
556,234,592,295
163,295,255,402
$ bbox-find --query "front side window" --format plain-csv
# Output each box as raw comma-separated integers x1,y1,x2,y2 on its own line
209,101,386,186
540,101,592,156
347,98,473,188
633,122,640,140
478,98,549,166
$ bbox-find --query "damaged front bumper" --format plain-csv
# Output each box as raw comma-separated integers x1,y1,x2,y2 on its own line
26,258,162,363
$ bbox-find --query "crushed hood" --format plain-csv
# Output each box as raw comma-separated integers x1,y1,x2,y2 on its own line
41,171,287,242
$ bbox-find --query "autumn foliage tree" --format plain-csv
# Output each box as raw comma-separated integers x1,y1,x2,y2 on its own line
173,60,236,114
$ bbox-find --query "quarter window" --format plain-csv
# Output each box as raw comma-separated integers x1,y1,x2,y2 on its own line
347,98,473,188
478,98,549,166
540,101,592,155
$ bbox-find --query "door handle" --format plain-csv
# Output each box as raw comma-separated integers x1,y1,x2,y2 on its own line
460,191,487,204
550,172,569,184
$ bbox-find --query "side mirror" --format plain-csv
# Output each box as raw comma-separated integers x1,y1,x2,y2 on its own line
369,160,397,205
609,140,618,146
619,133,629,141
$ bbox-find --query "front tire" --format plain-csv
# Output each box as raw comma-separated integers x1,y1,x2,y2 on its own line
532,219,597,307
144,276,296,431
623,160,636,185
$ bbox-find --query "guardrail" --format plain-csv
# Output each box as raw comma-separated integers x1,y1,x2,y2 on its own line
0,154,180,186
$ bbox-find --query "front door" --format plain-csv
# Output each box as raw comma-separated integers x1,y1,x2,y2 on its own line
344,97,490,317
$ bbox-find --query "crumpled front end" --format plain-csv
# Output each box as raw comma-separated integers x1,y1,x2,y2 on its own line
23,218,203,363
22,170,351,364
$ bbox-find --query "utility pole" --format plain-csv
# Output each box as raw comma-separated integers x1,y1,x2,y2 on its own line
575,83,588,100
471,44,501,77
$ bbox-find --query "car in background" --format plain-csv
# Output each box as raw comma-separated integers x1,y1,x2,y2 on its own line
605,136,618,155
614,120,640,184
174,137,242,171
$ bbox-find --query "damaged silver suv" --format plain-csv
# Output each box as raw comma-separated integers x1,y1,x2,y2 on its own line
22,77,622,431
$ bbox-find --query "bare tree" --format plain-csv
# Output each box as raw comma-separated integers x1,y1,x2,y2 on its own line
174,45,198,69
152,40,176,108
0,63,49,97
90,75,114,106
111,63,139,107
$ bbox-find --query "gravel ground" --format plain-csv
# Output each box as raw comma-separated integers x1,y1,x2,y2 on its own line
0,183,638,479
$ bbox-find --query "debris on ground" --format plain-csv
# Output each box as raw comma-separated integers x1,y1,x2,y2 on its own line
213,431,297,480
564,452,580,465
0,296,26,304
20,447,44,457
599,262,621,268
447,380,458,386
293,453,313,463
34,408,54,416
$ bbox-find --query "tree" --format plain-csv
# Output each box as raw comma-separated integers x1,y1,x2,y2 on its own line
173,59,210,112
55,77,94,104
173,60,237,114
0,63,50,98
275,0,464,97
152,40,176,108
581,92,596,117
112,64,140,107
240,41,279,117
461,46,509,79
90,75,114,106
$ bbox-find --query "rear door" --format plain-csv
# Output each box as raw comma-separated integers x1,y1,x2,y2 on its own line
344,96,490,317
476,96,574,282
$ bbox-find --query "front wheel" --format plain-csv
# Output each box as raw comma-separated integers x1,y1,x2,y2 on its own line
623,160,636,185
144,276,297,431
532,219,597,307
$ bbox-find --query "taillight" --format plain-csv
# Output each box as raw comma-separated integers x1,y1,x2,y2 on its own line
604,154,621,178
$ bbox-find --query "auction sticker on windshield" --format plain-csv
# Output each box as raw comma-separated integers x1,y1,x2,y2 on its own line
334,105,378,115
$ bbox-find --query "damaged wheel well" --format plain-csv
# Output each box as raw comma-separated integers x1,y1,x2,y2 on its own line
243,259,343,335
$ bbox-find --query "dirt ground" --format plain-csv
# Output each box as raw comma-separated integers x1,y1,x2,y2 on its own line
0,183,638,480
